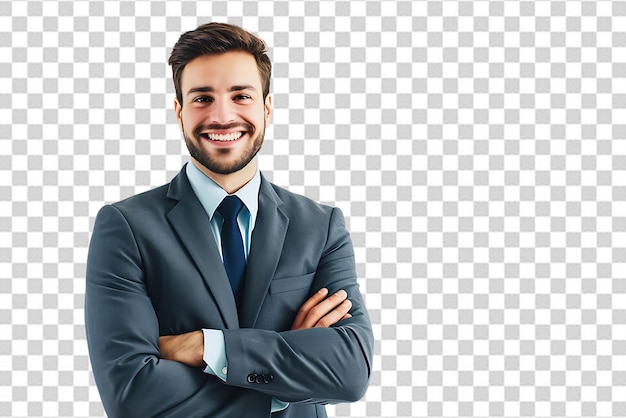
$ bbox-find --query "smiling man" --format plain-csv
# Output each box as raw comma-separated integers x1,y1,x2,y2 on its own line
85,23,373,417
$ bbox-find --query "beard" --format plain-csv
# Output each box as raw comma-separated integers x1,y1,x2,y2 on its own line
183,120,265,175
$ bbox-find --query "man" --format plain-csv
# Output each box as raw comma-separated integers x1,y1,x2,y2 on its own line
85,22,373,417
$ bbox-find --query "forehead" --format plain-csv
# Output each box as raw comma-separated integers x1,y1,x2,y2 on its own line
181,51,262,90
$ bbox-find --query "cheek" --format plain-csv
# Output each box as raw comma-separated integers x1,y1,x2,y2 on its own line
248,109,267,128
181,110,200,131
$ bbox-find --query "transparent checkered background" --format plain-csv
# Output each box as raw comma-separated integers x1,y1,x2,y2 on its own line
1,0,625,417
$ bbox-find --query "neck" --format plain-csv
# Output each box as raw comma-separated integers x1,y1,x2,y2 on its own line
191,157,257,194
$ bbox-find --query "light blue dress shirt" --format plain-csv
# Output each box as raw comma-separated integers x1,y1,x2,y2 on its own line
186,162,288,413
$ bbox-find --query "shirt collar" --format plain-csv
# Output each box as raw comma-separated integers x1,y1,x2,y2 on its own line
186,161,260,226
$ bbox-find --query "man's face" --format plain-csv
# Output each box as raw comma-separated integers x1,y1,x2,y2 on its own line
175,51,271,176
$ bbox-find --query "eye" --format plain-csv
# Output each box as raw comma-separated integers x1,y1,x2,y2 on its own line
233,94,251,101
193,96,213,103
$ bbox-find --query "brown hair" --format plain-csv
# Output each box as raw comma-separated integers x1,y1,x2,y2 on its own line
168,22,272,105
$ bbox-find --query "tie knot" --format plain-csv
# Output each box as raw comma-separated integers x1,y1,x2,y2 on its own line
217,195,244,220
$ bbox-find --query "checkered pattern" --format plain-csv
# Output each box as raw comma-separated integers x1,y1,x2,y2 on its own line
1,0,625,416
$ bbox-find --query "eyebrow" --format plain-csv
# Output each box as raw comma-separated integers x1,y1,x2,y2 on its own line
186,85,258,96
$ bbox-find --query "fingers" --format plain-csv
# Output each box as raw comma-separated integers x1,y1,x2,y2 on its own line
291,288,329,330
291,288,352,330
314,298,352,328
301,289,347,329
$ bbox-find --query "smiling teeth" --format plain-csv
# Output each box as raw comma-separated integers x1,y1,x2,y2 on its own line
206,132,243,141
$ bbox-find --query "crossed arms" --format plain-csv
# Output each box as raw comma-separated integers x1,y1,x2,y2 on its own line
159,287,354,368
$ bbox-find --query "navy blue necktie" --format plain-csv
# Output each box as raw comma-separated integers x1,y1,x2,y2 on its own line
217,196,246,304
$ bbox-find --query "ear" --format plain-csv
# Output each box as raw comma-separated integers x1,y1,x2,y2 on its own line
174,98,183,131
264,94,273,124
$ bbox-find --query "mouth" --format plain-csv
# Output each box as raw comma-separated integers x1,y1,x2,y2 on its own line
201,132,245,142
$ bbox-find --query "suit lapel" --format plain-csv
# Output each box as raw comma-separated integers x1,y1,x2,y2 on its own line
165,167,239,329
239,176,289,328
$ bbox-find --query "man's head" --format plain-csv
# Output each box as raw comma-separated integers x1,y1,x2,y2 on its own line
169,23,273,188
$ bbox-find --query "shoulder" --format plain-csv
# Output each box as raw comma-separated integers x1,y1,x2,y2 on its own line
90,184,172,235
264,179,337,219
108,183,172,214
261,178,350,236
105,167,190,215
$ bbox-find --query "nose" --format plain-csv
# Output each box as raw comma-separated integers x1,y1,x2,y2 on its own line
211,98,235,124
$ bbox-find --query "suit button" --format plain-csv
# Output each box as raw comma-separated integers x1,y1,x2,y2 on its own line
247,374,256,384
263,374,274,384
255,374,263,384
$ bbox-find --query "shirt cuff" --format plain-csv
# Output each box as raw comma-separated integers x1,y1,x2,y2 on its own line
202,329,227,381
272,398,289,412
201,329,289,412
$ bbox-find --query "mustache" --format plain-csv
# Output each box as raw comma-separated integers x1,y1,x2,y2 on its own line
193,122,254,137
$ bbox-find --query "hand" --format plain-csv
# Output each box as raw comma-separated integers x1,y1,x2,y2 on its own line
291,288,352,330
158,330,205,368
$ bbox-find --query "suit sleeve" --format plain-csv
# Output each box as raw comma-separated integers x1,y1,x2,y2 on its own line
85,204,270,417
223,207,374,404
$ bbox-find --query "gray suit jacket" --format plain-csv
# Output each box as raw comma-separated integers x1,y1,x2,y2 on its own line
85,166,374,417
